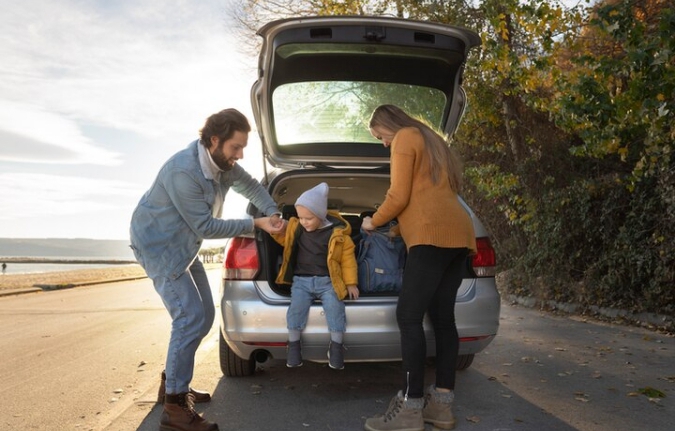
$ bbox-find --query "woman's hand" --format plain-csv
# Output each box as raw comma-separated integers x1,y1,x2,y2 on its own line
361,216,375,232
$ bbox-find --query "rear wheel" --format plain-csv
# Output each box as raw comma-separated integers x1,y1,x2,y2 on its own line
456,354,474,370
219,330,255,377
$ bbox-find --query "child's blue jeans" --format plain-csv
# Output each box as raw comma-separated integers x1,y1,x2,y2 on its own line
287,275,346,333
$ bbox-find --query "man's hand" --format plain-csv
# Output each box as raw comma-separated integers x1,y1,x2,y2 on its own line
347,285,360,300
254,216,286,235
269,213,283,228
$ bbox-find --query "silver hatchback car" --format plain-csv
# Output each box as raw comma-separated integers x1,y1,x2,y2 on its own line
219,16,500,377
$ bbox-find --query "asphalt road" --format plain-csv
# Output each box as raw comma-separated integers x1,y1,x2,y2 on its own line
1,271,673,431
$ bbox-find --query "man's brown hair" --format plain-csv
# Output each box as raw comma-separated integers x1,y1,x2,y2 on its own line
199,108,251,149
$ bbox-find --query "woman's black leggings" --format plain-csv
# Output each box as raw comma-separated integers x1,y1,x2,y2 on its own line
396,245,469,398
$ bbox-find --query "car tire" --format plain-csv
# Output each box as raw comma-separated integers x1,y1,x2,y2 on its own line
456,354,474,370
219,330,256,377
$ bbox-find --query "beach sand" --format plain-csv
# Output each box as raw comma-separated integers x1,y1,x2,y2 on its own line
0,263,221,290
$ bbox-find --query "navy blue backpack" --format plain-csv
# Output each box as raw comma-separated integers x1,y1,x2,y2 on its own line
357,224,407,293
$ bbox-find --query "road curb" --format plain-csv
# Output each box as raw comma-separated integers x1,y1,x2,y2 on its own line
0,287,43,297
504,293,674,333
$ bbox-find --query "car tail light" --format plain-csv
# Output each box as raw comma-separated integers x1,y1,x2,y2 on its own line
223,237,259,280
472,237,496,277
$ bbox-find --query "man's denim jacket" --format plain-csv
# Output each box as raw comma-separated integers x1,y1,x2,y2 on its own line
130,140,278,279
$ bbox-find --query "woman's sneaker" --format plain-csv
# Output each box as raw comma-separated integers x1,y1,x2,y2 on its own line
286,340,303,367
328,341,345,370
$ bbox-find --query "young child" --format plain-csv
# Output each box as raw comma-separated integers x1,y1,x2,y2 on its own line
271,182,359,370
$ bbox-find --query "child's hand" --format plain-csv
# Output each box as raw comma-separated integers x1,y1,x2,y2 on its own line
254,216,286,235
347,285,360,300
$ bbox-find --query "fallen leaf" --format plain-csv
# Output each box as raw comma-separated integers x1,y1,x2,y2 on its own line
574,392,590,402
638,387,666,398
466,415,481,423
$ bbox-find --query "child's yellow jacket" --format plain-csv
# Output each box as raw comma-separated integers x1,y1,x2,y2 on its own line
272,210,358,300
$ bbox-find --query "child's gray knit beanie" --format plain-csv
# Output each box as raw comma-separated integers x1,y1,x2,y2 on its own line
295,182,329,221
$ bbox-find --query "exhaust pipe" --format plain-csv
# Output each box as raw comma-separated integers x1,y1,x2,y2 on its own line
254,350,270,363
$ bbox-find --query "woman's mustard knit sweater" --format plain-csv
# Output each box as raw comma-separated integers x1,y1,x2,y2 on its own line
371,127,477,254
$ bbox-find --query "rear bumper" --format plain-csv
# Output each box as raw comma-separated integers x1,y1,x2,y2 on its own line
220,278,500,363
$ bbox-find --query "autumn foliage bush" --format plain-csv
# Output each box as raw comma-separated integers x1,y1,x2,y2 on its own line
235,0,674,317
455,1,675,317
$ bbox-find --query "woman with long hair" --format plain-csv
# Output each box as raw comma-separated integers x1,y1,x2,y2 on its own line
362,104,476,431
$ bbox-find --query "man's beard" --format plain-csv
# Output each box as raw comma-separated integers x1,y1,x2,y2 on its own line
211,145,234,171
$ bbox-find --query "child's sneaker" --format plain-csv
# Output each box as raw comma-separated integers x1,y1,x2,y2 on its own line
327,341,345,370
286,340,302,367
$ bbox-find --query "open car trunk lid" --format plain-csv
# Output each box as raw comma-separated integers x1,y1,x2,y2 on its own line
251,16,481,169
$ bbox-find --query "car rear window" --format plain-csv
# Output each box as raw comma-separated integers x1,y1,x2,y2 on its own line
272,81,446,146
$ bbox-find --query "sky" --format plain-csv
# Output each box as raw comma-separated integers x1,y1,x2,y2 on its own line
0,0,586,242
0,0,262,241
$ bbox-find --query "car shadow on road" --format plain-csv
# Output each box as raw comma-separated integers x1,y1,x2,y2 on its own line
128,358,581,431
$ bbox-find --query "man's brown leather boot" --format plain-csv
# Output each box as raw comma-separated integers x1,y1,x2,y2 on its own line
160,393,218,431
157,371,211,404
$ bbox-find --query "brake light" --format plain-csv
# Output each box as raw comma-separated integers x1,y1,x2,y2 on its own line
472,237,496,277
223,237,259,279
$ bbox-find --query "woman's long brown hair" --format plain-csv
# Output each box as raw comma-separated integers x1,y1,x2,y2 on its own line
369,104,463,192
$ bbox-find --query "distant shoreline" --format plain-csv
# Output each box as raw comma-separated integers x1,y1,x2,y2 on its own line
0,257,137,264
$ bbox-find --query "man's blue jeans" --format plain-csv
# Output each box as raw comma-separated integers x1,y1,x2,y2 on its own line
152,259,214,394
287,275,346,333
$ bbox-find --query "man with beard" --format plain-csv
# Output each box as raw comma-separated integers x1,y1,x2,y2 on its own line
130,108,284,431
